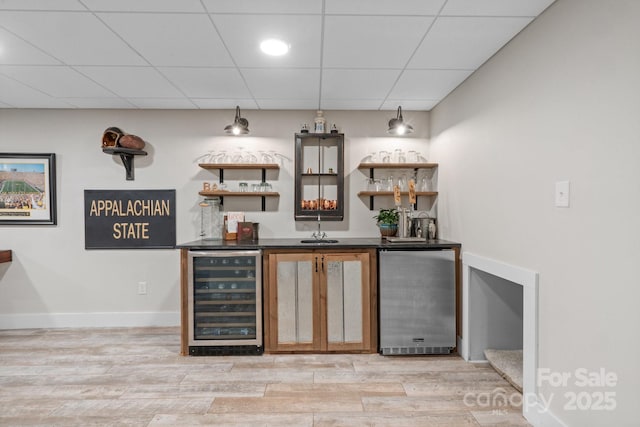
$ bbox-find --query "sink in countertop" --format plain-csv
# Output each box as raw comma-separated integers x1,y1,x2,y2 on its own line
300,239,339,244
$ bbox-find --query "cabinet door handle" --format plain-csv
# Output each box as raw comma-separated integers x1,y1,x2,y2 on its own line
321,255,324,272
315,256,318,272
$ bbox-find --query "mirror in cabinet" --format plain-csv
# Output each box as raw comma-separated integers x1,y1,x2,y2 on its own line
294,133,344,221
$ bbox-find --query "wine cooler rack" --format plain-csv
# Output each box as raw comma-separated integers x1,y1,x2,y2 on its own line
187,250,262,355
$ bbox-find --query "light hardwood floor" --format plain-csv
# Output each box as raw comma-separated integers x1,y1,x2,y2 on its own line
0,327,531,426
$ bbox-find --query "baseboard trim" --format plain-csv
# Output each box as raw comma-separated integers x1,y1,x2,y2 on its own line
0,312,180,329
524,398,569,427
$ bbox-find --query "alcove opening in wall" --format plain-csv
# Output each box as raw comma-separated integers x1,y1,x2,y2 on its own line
461,252,539,420
469,268,523,390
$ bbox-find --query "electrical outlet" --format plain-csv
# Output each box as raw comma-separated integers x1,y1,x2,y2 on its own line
137,281,147,295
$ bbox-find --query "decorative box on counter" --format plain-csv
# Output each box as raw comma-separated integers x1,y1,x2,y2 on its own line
224,212,244,240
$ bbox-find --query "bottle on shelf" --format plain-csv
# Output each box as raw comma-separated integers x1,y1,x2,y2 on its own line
314,110,326,133
428,219,437,240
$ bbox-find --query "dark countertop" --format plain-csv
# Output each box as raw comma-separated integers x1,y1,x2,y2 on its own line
176,237,460,250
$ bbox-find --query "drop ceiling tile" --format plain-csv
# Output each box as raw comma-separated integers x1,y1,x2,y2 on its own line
0,73,74,107
242,68,320,99
98,13,233,67
203,0,321,14
0,0,84,10
0,1,554,110
256,99,320,110
191,99,258,109
126,98,197,109
388,69,473,100
61,97,136,108
322,69,400,99
0,65,116,97
381,99,439,111
82,0,206,13
442,0,556,17
211,14,321,68
325,0,445,15
323,16,434,68
409,16,533,69
0,28,61,65
320,99,384,110
159,67,250,98
0,11,146,66
75,66,184,98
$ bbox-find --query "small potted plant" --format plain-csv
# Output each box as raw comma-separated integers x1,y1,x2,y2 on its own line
373,208,399,237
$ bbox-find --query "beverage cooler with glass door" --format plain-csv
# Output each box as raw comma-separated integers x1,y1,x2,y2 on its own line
187,250,262,355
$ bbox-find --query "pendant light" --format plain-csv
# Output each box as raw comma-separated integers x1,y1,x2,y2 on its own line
224,106,250,135
387,106,413,135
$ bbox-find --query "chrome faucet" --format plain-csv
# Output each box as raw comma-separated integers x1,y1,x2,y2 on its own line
312,214,327,240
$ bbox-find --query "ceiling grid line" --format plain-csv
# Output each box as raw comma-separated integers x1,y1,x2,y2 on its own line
75,0,197,108
378,0,450,110
200,0,259,109
317,0,327,110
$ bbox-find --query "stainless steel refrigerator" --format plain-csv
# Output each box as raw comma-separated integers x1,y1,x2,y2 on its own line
378,249,456,355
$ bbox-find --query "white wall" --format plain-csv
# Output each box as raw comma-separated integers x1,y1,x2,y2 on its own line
429,0,639,425
0,109,429,328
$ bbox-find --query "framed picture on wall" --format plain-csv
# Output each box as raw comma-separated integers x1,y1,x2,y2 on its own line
0,153,57,225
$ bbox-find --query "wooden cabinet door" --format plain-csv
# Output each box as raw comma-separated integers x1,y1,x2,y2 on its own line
265,250,375,353
267,253,321,352
322,252,371,352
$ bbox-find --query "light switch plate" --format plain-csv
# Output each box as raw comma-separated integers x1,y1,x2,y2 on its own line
555,181,570,207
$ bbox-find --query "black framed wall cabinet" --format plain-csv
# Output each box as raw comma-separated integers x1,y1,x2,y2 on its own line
294,133,344,221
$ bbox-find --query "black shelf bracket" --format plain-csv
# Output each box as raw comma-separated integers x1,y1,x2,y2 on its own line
368,168,375,210
119,152,136,181
261,168,267,211
103,147,147,181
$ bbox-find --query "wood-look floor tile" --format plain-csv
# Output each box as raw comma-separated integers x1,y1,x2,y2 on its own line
120,382,266,399
49,398,213,416
0,399,61,416
149,413,314,426
0,415,153,426
0,372,187,387
363,395,523,412
209,396,363,413
314,370,440,383
182,369,314,384
362,395,475,412
0,365,111,376
0,327,532,427
313,412,481,426
265,382,406,397
0,384,127,399
106,361,233,375
472,409,533,426
403,380,515,397
353,356,481,373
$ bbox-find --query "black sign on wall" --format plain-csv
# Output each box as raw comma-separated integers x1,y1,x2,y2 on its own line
84,189,176,249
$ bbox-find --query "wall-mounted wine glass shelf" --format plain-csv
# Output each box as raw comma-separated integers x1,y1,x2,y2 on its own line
198,163,280,211
357,162,438,210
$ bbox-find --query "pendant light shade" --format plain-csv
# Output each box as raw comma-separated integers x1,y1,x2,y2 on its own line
387,106,413,135
224,106,250,135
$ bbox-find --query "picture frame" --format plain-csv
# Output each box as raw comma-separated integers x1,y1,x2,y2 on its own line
0,153,57,225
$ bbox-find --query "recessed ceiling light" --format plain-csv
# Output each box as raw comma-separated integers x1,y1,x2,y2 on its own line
260,39,289,56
